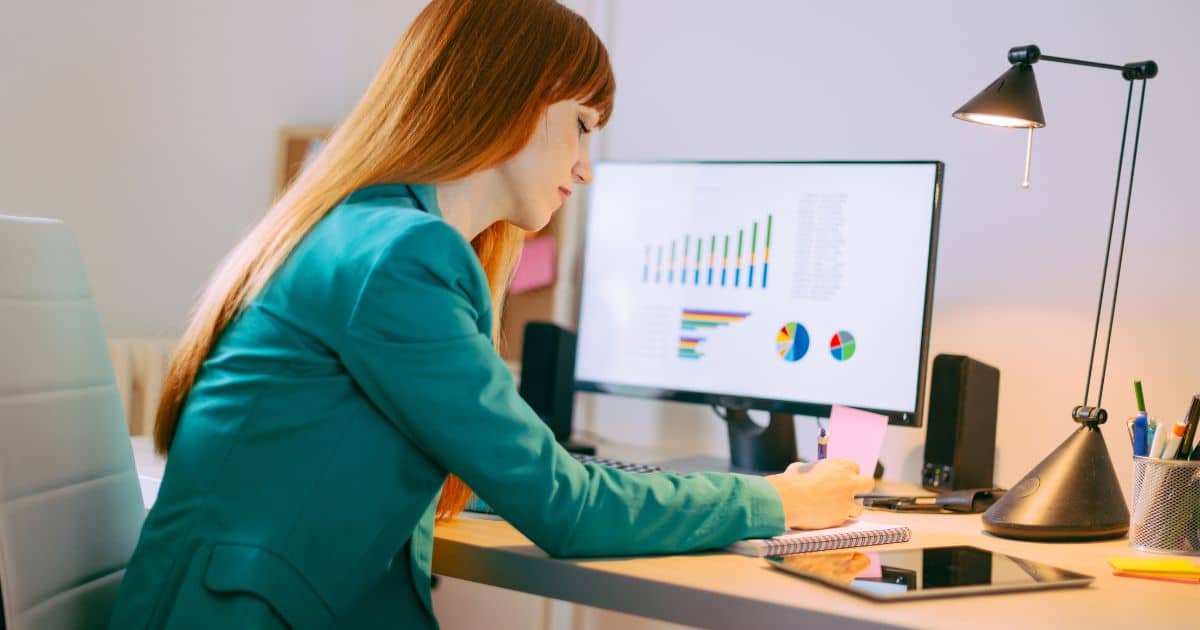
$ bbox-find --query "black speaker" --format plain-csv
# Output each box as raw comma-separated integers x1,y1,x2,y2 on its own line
518,322,592,452
922,354,1000,491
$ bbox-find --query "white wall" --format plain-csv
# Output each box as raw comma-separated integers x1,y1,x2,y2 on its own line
0,0,427,337
577,0,1200,498
4,0,1194,511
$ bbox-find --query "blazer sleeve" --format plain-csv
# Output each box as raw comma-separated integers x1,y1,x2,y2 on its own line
338,219,785,558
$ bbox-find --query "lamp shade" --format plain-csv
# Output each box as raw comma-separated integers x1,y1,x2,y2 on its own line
953,63,1046,128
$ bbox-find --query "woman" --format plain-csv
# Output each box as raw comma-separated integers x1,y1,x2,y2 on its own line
111,1,872,627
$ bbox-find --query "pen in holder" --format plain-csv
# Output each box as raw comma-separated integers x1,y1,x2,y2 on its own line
1129,456,1200,555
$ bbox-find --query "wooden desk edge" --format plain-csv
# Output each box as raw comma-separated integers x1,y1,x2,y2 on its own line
432,519,902,630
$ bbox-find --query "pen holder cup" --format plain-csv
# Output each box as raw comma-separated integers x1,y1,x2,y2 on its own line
1130,456,1200,555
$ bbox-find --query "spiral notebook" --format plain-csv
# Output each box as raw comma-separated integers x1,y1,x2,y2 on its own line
726,520,911,557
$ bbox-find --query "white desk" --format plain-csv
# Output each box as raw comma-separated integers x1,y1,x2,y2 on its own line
130,437,1193,629
433,510,1199,629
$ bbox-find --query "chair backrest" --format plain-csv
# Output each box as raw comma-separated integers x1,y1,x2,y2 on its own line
0,215,145,630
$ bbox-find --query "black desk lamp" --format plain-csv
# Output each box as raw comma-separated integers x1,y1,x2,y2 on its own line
953,45,1158,541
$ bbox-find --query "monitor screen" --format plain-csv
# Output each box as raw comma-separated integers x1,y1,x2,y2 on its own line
574,161,942,425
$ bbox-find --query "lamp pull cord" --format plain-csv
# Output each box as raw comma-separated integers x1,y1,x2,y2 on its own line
1022,127,1034,189
1095,80,1147,409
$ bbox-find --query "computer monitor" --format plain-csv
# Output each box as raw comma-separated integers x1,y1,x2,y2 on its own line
573,161,943,471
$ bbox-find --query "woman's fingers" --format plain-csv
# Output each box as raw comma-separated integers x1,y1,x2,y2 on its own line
784,461,807,475
819,458,860,476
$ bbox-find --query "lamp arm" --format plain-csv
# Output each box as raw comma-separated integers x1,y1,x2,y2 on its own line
996,44,1157,411
1093,79,1148,410
1006,45,1158,80
1082,80,1136,410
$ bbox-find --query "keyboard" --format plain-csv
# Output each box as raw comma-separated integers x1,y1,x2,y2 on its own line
570,452,663,473
464,453,665,515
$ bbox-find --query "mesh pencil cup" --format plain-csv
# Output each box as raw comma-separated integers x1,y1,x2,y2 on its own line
1129,456,1200,555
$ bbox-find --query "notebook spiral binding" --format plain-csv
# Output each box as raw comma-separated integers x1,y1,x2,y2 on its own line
762,526,913,555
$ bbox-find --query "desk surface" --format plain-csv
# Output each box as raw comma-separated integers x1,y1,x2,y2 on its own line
130,437,1192,629
434,511,1189,630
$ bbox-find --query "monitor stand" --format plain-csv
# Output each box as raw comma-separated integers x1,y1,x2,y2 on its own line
726,409,798,472
661,409,800,475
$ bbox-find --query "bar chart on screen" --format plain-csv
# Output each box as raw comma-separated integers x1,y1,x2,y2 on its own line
642,214,774,290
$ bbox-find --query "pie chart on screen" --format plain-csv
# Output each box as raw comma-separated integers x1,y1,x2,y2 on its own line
775,322,810,362
830,330,856,361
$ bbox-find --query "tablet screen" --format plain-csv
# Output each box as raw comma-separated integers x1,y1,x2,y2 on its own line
766,545,1093,601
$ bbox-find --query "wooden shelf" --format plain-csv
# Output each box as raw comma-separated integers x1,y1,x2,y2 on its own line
276,126,333,196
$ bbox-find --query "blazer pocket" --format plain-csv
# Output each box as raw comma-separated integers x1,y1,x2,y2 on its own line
204,543,334,629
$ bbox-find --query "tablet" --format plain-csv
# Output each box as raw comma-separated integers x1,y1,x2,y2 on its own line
765,545,1093,601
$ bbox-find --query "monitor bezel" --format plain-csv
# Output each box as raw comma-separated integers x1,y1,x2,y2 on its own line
571,160,943,427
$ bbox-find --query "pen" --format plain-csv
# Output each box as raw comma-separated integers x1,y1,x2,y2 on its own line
1134,380,1146,414
1148,417,1169,459
1162,423,1185,461
1132,413,1148,457
1175,395,1200,460
817,428,828,460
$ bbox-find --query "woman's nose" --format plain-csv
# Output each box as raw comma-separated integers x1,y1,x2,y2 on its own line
573,158,593,184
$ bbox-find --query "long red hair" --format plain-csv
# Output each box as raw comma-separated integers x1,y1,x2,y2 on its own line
153,0,614,521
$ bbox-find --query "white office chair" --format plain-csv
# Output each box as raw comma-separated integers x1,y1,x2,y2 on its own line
0,215,145,629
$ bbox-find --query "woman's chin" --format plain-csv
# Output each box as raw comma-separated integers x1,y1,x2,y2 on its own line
515,209,556,233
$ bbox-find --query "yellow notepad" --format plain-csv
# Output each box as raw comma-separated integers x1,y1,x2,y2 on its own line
1113,571,1200,583
1108,558,1200,576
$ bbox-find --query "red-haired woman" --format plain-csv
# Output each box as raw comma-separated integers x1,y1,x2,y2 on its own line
111,1,871,627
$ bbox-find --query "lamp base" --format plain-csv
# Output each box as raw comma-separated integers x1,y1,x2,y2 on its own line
982,419,1129,541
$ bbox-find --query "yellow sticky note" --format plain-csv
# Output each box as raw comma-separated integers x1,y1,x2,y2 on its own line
1108,558,1200,575
1113,570,1200,584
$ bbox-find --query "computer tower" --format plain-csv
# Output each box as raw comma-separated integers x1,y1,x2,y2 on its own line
922,354,1000,491
518,321,590,451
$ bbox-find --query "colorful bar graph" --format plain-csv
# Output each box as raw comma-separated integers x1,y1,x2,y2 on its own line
682,236,689,284
680,308,751,330
641,213,774,291
707,235,716,286
721,235,729,286
678,336,704,359
748,221,758,288
669,240,676,284
763,215,772,288
735,229,743,287
678,308,751,359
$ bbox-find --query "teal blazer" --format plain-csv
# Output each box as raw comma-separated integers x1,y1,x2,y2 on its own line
110,184,785,629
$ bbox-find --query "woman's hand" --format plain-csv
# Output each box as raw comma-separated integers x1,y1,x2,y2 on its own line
775,551,873,584
764,458,875,530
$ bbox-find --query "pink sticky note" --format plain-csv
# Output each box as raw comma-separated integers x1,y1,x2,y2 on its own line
826,404,889,478
861,551,883,579
509,236,556,293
